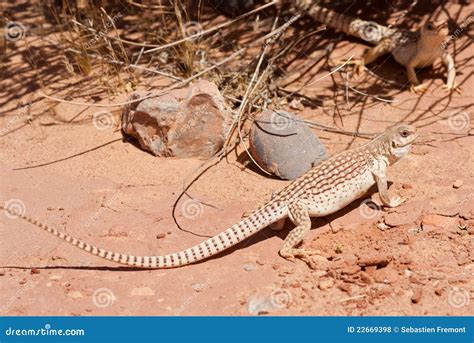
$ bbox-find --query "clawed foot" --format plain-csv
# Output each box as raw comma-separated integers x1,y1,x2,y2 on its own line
386,195,406,208
352,60,365,76
241,210,252,219
332,59,366,76
410,83,428,94
279,248,325,269
443,83,462,94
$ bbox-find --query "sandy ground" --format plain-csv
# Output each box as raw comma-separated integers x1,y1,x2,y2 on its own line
0,1,473,316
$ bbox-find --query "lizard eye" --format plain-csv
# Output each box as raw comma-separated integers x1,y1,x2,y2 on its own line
400,130,409,137
426,23,434,30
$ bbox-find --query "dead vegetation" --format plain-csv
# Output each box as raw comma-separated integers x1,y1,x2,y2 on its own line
0,0,472,153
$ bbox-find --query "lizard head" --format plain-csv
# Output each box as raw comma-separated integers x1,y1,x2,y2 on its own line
421,21,449,41
386,124,418,160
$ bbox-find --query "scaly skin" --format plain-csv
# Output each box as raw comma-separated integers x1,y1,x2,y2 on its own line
1,124,417,269
295,0,458,93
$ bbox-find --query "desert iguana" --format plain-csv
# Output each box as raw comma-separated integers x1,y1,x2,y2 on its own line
1,124,417,269
295,0,457,93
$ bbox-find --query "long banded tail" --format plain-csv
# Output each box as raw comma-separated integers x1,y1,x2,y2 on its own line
1,202,286,269
296,0,390,43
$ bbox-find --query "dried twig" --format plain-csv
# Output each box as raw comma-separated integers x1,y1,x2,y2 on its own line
39,48,246,107
143,0,279,54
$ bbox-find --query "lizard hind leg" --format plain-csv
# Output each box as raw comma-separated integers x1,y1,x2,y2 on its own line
279,201,323,268
334,42,390,76
269,191,286,231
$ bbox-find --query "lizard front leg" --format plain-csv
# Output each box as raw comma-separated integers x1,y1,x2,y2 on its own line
375,174,406,207
406,63,428,94
334,42,390,76
441,51,460,93
279,201,322,268
353,42,391,75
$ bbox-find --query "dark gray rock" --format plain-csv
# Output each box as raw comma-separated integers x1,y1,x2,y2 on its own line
121,80,231,158
249,110,327,180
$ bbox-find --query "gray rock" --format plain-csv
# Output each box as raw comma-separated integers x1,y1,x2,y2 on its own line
249,110,327,180
247,295,272,315
191,283,207,292
243,263,256,272
121,80,231,158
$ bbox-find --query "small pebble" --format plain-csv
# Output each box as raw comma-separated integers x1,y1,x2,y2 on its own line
247,295,271,315
407,227,423,235
409,275,428,285
68,291,83,299
290,281,301,288
243,263,256,272
377,222,391,231
360,272,371,284
156,233,166,239
30,268,40,275
0,271,6,276
411,288,423,304
453,180,463,189
191,283,207,292
318,278,334,290
338,283,352,293
289,99,304,111
340,265,360,275
358,254,391,268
